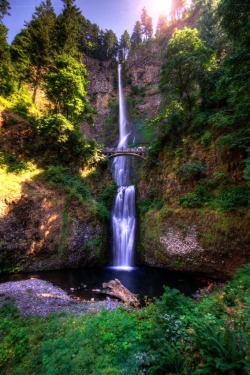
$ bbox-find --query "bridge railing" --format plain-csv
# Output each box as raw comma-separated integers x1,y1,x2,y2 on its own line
103,147,148,154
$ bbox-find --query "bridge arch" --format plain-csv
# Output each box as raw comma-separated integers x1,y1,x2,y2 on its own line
105,152,146,160
102,147,148,161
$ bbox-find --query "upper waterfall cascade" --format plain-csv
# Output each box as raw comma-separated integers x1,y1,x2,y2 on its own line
111,65,136,270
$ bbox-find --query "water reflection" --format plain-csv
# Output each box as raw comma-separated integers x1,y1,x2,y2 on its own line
0,266,206,300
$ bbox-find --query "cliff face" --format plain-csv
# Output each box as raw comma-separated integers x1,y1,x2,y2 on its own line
125,40,162,120
136,135,250,278
82,57,118,145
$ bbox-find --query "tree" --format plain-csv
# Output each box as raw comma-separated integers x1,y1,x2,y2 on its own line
160,27,215,119
26,0,56,102
156,15,169,38
11,29,32,89
55,0,82,58
0,0,10,22
141,7,153,41
170,0,186,21
194,0,224,53
0,24,15,94
215,0,250,153
101,29,118,60
45,55,88,122
217,0,250,123
119,30,131,61
218,0,249,47
130,21,143,46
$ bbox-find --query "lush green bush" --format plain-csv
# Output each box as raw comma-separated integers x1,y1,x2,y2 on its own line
0,152,31,173
43,166,110,221
213,186,250,211
36,114,100,166
138,197,164,214
178,162,207,182
179,186,212,208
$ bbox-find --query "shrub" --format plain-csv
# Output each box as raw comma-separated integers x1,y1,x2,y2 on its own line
36,114,97,166
179,186,212,208
178,162,207,182
214,186,249,211
138,197,164,214
0,152,31,173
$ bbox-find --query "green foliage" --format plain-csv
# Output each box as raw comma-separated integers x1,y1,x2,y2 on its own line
119,30,131,61
193,323,249,375
138,197,164,214
43,165,90,200
178,161,207,181
36,114,97,166
0,264,250,375
0,0,10,21
160,27,216,117
45,55,88,122
55,0,82,58
180,185,249,211
130,21,143,46
97,182,117,210
213,186,250,212
0,152,31,173
0,24,16,95
179,186,212,208
42,165,109,221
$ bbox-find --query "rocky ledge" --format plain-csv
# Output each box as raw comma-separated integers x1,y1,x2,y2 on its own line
0,279,121,317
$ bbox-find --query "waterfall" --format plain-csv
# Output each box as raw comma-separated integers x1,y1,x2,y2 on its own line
111,64,136,270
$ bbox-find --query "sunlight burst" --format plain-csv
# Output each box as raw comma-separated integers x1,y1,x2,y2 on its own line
153,0,173,17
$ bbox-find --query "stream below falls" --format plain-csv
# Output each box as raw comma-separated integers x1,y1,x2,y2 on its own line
0,266,207,301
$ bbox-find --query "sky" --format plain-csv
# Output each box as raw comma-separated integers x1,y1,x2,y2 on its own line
3,0,175,44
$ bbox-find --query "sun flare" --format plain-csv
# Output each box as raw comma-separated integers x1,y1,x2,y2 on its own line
153,0,173,17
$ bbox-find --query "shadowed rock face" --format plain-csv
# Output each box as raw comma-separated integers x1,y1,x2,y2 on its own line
0,178,107,272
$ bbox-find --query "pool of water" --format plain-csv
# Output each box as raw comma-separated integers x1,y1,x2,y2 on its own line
0,266,207,301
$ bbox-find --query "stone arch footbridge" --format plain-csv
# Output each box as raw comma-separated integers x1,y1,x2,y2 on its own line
102,147,148,160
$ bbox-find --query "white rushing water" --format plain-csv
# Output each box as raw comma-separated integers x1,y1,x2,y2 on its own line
111,64,136,270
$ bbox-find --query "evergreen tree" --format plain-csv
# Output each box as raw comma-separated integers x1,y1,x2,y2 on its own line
217,0,250,120
102,29,118,60
0,24,14,94
10,29,32,88
119,30,131,61
195,0,223,53
56,0,82,58
26,0,56,102
79,20,100,59
215,0,250,148
141,7,153,41
0,0,10,22
170,0,186,21
156,14,169,38
130,21,143,46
